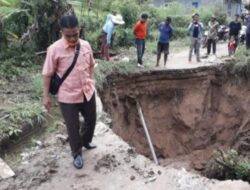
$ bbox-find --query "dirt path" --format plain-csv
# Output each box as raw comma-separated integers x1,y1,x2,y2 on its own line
1,96,250,190
154,42,228,69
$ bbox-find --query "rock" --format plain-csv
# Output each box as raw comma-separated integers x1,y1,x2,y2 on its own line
124,157,131,163
122,57,130,62
33,140,43,148
55,134,68,144
213,180,250,190
0,158,15,179
145,176,157,184
130,175,136,181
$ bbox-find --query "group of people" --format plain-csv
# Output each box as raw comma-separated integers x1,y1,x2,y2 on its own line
102,12,250,67
101,13,173,67
189,13,250,61
42,12,250,170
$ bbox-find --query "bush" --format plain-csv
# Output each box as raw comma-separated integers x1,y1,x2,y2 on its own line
81,16,103,34
95,60,136,90
113,28,134,47
84,30,102,52
204,149,250,182
173,27,188,39
171,15,190,28
229,46,250,79
0,44,35,80
110,0,140,28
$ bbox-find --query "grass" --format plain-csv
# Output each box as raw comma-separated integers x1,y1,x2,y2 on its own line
205,149,250,182
31,73,43,100
0,102,46,140
95,60,137,90
228,46,250,79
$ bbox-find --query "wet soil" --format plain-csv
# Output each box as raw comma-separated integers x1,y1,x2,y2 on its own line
99,66,250,171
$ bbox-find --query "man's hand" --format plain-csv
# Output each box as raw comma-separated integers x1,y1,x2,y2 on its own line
43,95,52,111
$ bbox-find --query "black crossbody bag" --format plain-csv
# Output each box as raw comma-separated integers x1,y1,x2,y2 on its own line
49,43,80,95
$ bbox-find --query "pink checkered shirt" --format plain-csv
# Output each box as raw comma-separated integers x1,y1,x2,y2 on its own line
42,39,95,103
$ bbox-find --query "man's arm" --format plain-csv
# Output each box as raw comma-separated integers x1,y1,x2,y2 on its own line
43,76,52,111
169,26,173,39
133,22,139,36
42,46,56,111
188,23,193,32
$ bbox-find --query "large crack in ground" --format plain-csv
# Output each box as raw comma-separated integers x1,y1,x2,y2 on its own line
99,66,250,171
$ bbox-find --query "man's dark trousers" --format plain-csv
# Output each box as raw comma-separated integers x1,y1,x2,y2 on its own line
135,38,145,65
59,93,96,157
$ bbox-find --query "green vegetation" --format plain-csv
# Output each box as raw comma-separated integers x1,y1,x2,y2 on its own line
0,102,46,141
205,149,250,182
226,46,250,80
31,74,43,100
95,60,137,90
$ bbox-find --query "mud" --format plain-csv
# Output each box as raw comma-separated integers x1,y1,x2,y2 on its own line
1,94,250,190
99,66,250,168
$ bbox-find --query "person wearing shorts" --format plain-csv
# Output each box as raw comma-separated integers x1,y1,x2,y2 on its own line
156,17,173,67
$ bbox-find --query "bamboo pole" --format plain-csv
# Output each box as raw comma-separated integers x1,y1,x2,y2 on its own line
137,102,159,165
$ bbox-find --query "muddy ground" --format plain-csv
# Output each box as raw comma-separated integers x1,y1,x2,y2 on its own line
0,95,250,190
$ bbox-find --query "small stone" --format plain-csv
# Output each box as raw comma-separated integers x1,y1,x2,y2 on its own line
55,134,68,144
148,170,155,176
130,176,135,181
145,176,157,184
157,170,162,175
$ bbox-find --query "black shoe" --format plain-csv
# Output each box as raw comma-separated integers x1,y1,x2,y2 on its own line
73,155,83,169
83,143,97,150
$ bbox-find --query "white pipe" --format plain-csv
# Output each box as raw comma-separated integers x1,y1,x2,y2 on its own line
137,102,159,165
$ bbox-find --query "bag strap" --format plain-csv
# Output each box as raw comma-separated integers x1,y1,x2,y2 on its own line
60,43,81,85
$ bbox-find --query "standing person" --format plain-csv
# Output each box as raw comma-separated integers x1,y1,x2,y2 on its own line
188,13,203,62
105,11,117,48
42,15,96,169
229,14,242,49
156,17,173,67
246,14,250,49
133,13,148,68
207,15,219,55
228,35,237,56
105,11,117,24
101,14,125,61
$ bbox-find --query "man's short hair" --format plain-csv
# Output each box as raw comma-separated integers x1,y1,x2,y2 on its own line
141,13,148,19
166,17,172,22
60,15,79,29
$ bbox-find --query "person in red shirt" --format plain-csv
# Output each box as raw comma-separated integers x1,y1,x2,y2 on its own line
228,35,237,56
133,13,148,68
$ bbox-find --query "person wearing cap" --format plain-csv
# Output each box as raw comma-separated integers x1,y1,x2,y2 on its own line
133,13,148,68
101,14,125,61
42,15,96,169
229,14,242,48
156,17,173,67
207,15,219,55
188,13,203,62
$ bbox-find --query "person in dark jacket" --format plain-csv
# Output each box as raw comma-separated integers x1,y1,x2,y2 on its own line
229,14,242,48
246,15,250,49
188,13,203,62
